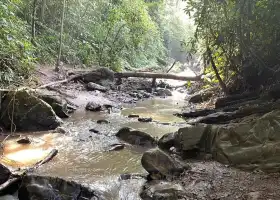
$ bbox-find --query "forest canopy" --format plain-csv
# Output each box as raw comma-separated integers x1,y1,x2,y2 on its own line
1,0,280,93
0,0,194,87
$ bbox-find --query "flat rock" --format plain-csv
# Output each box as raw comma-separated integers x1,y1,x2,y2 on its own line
116,127,156,147
18,175,103,200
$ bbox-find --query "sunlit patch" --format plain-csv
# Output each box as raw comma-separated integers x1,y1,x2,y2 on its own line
0,133,55,168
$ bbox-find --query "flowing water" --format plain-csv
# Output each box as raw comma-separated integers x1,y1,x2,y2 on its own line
0,90,187,199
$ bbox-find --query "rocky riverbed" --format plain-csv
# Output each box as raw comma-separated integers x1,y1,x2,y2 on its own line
1,66,280,199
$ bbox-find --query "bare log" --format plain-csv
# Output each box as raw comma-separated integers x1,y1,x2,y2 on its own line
115,72,202,81
0,177,20,194
34,149,58,168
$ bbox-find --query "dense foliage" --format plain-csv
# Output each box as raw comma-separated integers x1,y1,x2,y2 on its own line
0,0,34,87
185,0,280,92
0,0,194,86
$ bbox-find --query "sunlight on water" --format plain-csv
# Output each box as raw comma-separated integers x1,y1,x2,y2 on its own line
0,133,55,168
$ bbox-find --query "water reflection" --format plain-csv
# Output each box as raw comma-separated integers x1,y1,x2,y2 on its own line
0,94,186,200
0,133,55,168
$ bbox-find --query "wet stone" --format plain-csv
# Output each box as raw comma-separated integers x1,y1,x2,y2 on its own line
128,114,139,118
116,127,156,147
138,117,153,123
97,119,109,124
17,136,31,144
85,102,102,112
54,127,67,134
89,128,100,134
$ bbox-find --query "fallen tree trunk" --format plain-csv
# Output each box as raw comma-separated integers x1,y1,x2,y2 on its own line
115,72,202,81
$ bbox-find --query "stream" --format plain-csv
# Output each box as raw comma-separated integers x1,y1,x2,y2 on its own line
0,90,187,200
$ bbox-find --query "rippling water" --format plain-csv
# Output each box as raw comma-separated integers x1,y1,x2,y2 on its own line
0,91,187,199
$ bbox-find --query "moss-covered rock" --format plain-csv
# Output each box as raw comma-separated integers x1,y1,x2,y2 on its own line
0,89,62,131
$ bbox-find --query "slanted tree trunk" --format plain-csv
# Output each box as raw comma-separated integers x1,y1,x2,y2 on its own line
207,46,228,94
166,61,177,73
56,0,66,71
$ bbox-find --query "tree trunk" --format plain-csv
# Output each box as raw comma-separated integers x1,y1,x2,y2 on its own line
31,0,38,43
207,46,229,94
115,72,202,81
56,0,66,71
40,0,47,22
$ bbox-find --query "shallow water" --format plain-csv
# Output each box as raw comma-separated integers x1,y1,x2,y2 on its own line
0,91,186,199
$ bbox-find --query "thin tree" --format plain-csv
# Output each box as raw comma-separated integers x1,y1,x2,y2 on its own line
56,0,66,72
31,0,38,45
207,46,229,94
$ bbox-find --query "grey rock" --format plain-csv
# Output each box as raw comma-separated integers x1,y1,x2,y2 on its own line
140,180,185,200
89,128,100,134
87,82,108,92
18,175,103,200
158,132,176,150
138,117,153,123
128,114,139,118
97,119,109,124
155,88,172,97
0,89,62,131
85,102,102,112
116,127,156,147
141,148,189,179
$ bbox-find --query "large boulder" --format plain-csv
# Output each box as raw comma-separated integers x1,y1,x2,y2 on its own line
0,89,62,131
175,124,213,153
141,148,189,179
0,164,11,185
116,127,156,147
158,124,214,158
38,93,75,118
140,181,185,200
18,175,102,200
212,110,280,172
